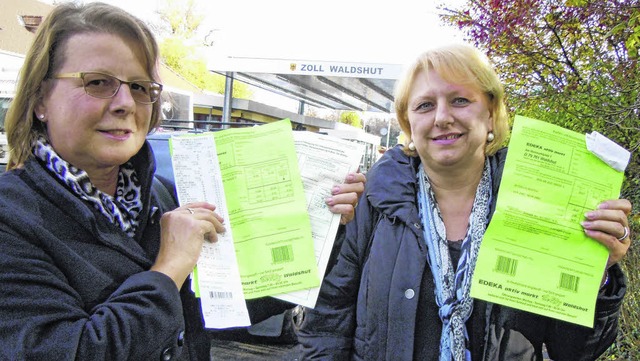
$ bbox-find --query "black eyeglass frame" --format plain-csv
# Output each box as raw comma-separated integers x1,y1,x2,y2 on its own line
53,71,163,104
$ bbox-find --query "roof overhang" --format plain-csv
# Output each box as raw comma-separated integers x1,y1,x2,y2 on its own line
208,56,403,113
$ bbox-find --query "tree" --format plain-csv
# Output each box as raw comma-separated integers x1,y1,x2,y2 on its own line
339,111,363,128
440,0,639,204
156,0,251,98
440,1,640,358
365,116,402,147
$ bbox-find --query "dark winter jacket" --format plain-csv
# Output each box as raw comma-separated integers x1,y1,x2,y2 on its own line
0,142,209,360
297,145,625,361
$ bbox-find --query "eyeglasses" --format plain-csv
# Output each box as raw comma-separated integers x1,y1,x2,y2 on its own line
53,72,163,104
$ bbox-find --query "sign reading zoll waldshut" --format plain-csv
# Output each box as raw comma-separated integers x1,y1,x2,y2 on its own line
208,56,403,80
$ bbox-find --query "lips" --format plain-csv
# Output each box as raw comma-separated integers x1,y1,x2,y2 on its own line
98,129,133,141
433,133,462,141
99,129,132,135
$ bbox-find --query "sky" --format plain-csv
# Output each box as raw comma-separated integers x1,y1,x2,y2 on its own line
47,0,468,65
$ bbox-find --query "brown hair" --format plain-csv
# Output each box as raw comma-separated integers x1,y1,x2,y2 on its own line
394,44,510,157
5,2,162,169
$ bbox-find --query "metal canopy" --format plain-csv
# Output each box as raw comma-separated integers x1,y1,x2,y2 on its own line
208,57,403,114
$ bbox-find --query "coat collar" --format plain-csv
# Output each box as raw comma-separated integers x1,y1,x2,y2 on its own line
365,145,421,223
21,141,159,266
365,145,507,224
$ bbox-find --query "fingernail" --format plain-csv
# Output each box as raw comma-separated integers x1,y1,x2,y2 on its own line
325,197,334,206
581,221,592,228
598,203,609,209
584,211,595,220
347,174,355,182
332,186,340,195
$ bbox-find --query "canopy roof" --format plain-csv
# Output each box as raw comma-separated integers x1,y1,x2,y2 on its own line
209,56,404,113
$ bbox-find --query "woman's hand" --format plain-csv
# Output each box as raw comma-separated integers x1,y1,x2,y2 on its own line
151,202,225,288
581,199,632,269
325,172,366,225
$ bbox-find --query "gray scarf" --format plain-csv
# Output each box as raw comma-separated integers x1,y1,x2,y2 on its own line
416,160,492,360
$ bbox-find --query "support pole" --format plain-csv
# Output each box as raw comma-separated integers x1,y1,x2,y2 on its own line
222,71,234,129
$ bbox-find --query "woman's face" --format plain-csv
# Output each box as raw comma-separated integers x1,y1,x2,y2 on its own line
408,68,493,173
36,32,152,177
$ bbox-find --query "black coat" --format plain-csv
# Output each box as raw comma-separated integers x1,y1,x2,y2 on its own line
298,145,626,360
0,143,209,360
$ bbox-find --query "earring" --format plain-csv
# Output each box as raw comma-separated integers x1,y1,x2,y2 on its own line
38,114,45,120
408,142,416,151
487,132,495,142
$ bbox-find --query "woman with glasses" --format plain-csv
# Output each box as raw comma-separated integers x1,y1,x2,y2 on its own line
0,2,363,360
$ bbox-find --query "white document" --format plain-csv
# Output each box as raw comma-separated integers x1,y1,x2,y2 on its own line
170,129,365,327
170,135,251,329
585,131,631,172
274,131,365,308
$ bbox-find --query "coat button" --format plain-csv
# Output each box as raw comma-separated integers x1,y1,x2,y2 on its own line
404,289,415,299
413,223,421,230
161,347,173,361
177,330,185,347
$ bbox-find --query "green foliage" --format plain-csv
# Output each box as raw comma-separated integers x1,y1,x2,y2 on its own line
339,111,363,128
156,0,251,99
440,0,640,358
440,0,639,201
156,0,203,38
607,10,640,59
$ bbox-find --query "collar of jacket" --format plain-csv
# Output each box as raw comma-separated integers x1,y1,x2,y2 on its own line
20,141,159,264
364,145,508,226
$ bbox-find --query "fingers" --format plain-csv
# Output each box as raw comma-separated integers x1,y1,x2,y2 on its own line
325,188,358,222
340,214,354,225
180,203,226,240
341,172,366,196
177,201,217,213
324,172,366,225
325,173,365,208
346,172,367,186
582,198,632,268
154,202,228,287
597,199,632,215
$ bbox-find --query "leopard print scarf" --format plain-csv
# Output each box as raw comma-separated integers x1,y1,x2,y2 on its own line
33,137,143,237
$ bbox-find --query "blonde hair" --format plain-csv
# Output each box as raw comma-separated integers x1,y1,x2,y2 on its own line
5,2,162,170
394,44,509,157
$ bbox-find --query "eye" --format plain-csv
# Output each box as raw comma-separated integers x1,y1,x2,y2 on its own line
414,101,434,112
84,74,114,88
452,97,470,106
130,81,150,94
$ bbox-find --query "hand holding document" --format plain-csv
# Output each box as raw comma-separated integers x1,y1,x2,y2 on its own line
171,134,251,328
169,119,364,328
470,115,629,327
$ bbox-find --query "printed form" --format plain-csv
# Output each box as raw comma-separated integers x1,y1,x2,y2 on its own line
171,134,251,328
169,119,364,328
470,115,628,327
274,131,364,307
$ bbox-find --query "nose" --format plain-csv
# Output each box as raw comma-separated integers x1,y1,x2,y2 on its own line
110,82,136,110
434,101,453,128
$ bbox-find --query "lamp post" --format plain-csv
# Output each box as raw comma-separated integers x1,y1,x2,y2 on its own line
385,118,391,148
379,118,391,149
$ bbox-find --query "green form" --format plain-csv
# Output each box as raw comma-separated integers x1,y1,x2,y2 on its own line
214,120,318,298
171,119,318,304
470,115,625,327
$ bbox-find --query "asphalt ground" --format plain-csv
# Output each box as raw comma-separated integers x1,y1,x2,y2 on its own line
210,339,299,361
